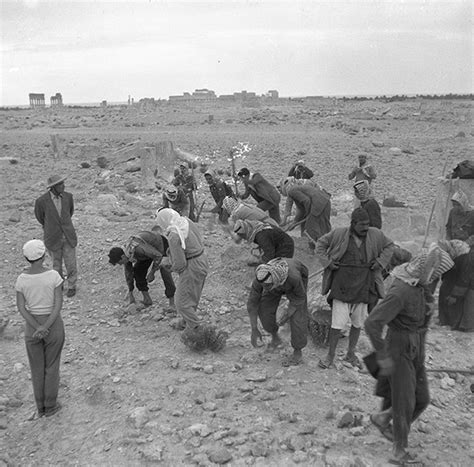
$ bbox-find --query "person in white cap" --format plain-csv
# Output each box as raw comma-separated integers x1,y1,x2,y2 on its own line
34,175,78,297
15,239,65,418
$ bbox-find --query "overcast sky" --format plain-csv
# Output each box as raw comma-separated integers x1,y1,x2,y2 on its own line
1,0,472,106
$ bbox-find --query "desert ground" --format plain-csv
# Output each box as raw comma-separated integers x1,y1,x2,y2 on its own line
0,98,473,466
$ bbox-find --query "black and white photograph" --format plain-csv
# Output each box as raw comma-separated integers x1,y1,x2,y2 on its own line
1,0,473,465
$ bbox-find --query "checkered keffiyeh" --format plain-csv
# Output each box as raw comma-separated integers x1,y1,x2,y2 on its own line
353,180,370,201
255,258,289,288
222,196,238,214
438,239,470,259
399,244,454,285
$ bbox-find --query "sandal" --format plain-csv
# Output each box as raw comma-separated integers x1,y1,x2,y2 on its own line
343,353,362,369
388,452,424,466
370,414,393,441
318,357,334,369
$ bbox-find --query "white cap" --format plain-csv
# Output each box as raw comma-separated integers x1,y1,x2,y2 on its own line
23,239,46,261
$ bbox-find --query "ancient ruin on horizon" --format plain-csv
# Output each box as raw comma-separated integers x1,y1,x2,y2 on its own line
28,93,46,108
167,88,279,105
29,92,63,108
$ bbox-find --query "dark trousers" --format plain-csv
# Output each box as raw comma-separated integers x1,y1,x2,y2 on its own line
386,330,430,451
25,315,65,413
133,259,176,298
188,192,196,222
257,200,281,224
257,286,308,351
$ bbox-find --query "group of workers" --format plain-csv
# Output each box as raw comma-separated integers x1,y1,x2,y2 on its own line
15,153,474,465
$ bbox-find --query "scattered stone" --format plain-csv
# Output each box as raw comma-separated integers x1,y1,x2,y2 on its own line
297,424,316,435
337,412,354,428
203,365,214,374
96,155,108,168
250,442,269,457
8,213,21,223
207,446,232,464
456,131,466,138
0,416,7,429
349,426,366,436
170,360,179,369
245,373,267,383
325,407,337,420
80,162,91,168
388,147,402,156
239,384,254,393
440,376,455,390
13,363,24,373
214,389,231,399
202,402,217,412
293,451,308,463
371,141,384,148
128,407,149,429
287,435,306,452
189,423,212,437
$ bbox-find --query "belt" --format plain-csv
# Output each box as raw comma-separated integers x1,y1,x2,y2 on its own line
186,251,204,260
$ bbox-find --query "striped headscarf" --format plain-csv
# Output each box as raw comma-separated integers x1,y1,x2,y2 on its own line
255,258,289,289
233,219,273,243
155,208,189,249
222,196,239,215
438,239,470,259
393,243,454,286
353,180,370,201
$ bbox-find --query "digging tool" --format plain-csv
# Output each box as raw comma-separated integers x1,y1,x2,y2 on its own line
195,200,206,223
283,217,308,232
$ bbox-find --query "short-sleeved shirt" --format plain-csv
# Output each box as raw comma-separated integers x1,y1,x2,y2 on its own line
15,270,63,315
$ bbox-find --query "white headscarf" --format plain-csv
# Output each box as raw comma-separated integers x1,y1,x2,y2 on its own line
155,208,189,249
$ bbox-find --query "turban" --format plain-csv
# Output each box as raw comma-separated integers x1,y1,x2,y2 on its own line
155,208,189,249
222,196,238,214
353,180,370,201
351,207,370,223
438,239,470,259
255,258,289,289
451,190,472,211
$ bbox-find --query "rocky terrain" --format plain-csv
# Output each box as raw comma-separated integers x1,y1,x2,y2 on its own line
0,99,473,466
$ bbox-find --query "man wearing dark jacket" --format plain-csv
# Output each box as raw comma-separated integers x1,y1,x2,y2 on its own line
315,208,394,369
233,219,294,263
108,231,176,308
237,168,281,224
204,170,234,223
35,175,78,297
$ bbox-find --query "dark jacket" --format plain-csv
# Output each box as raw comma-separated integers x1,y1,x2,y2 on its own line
241,173,280,208
361,198,382,229
34,191,77,250
254,228,295,262
288,164,314,180
209,180,234,212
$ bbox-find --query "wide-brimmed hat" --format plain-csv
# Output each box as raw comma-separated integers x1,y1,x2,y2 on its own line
47,174,67,188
